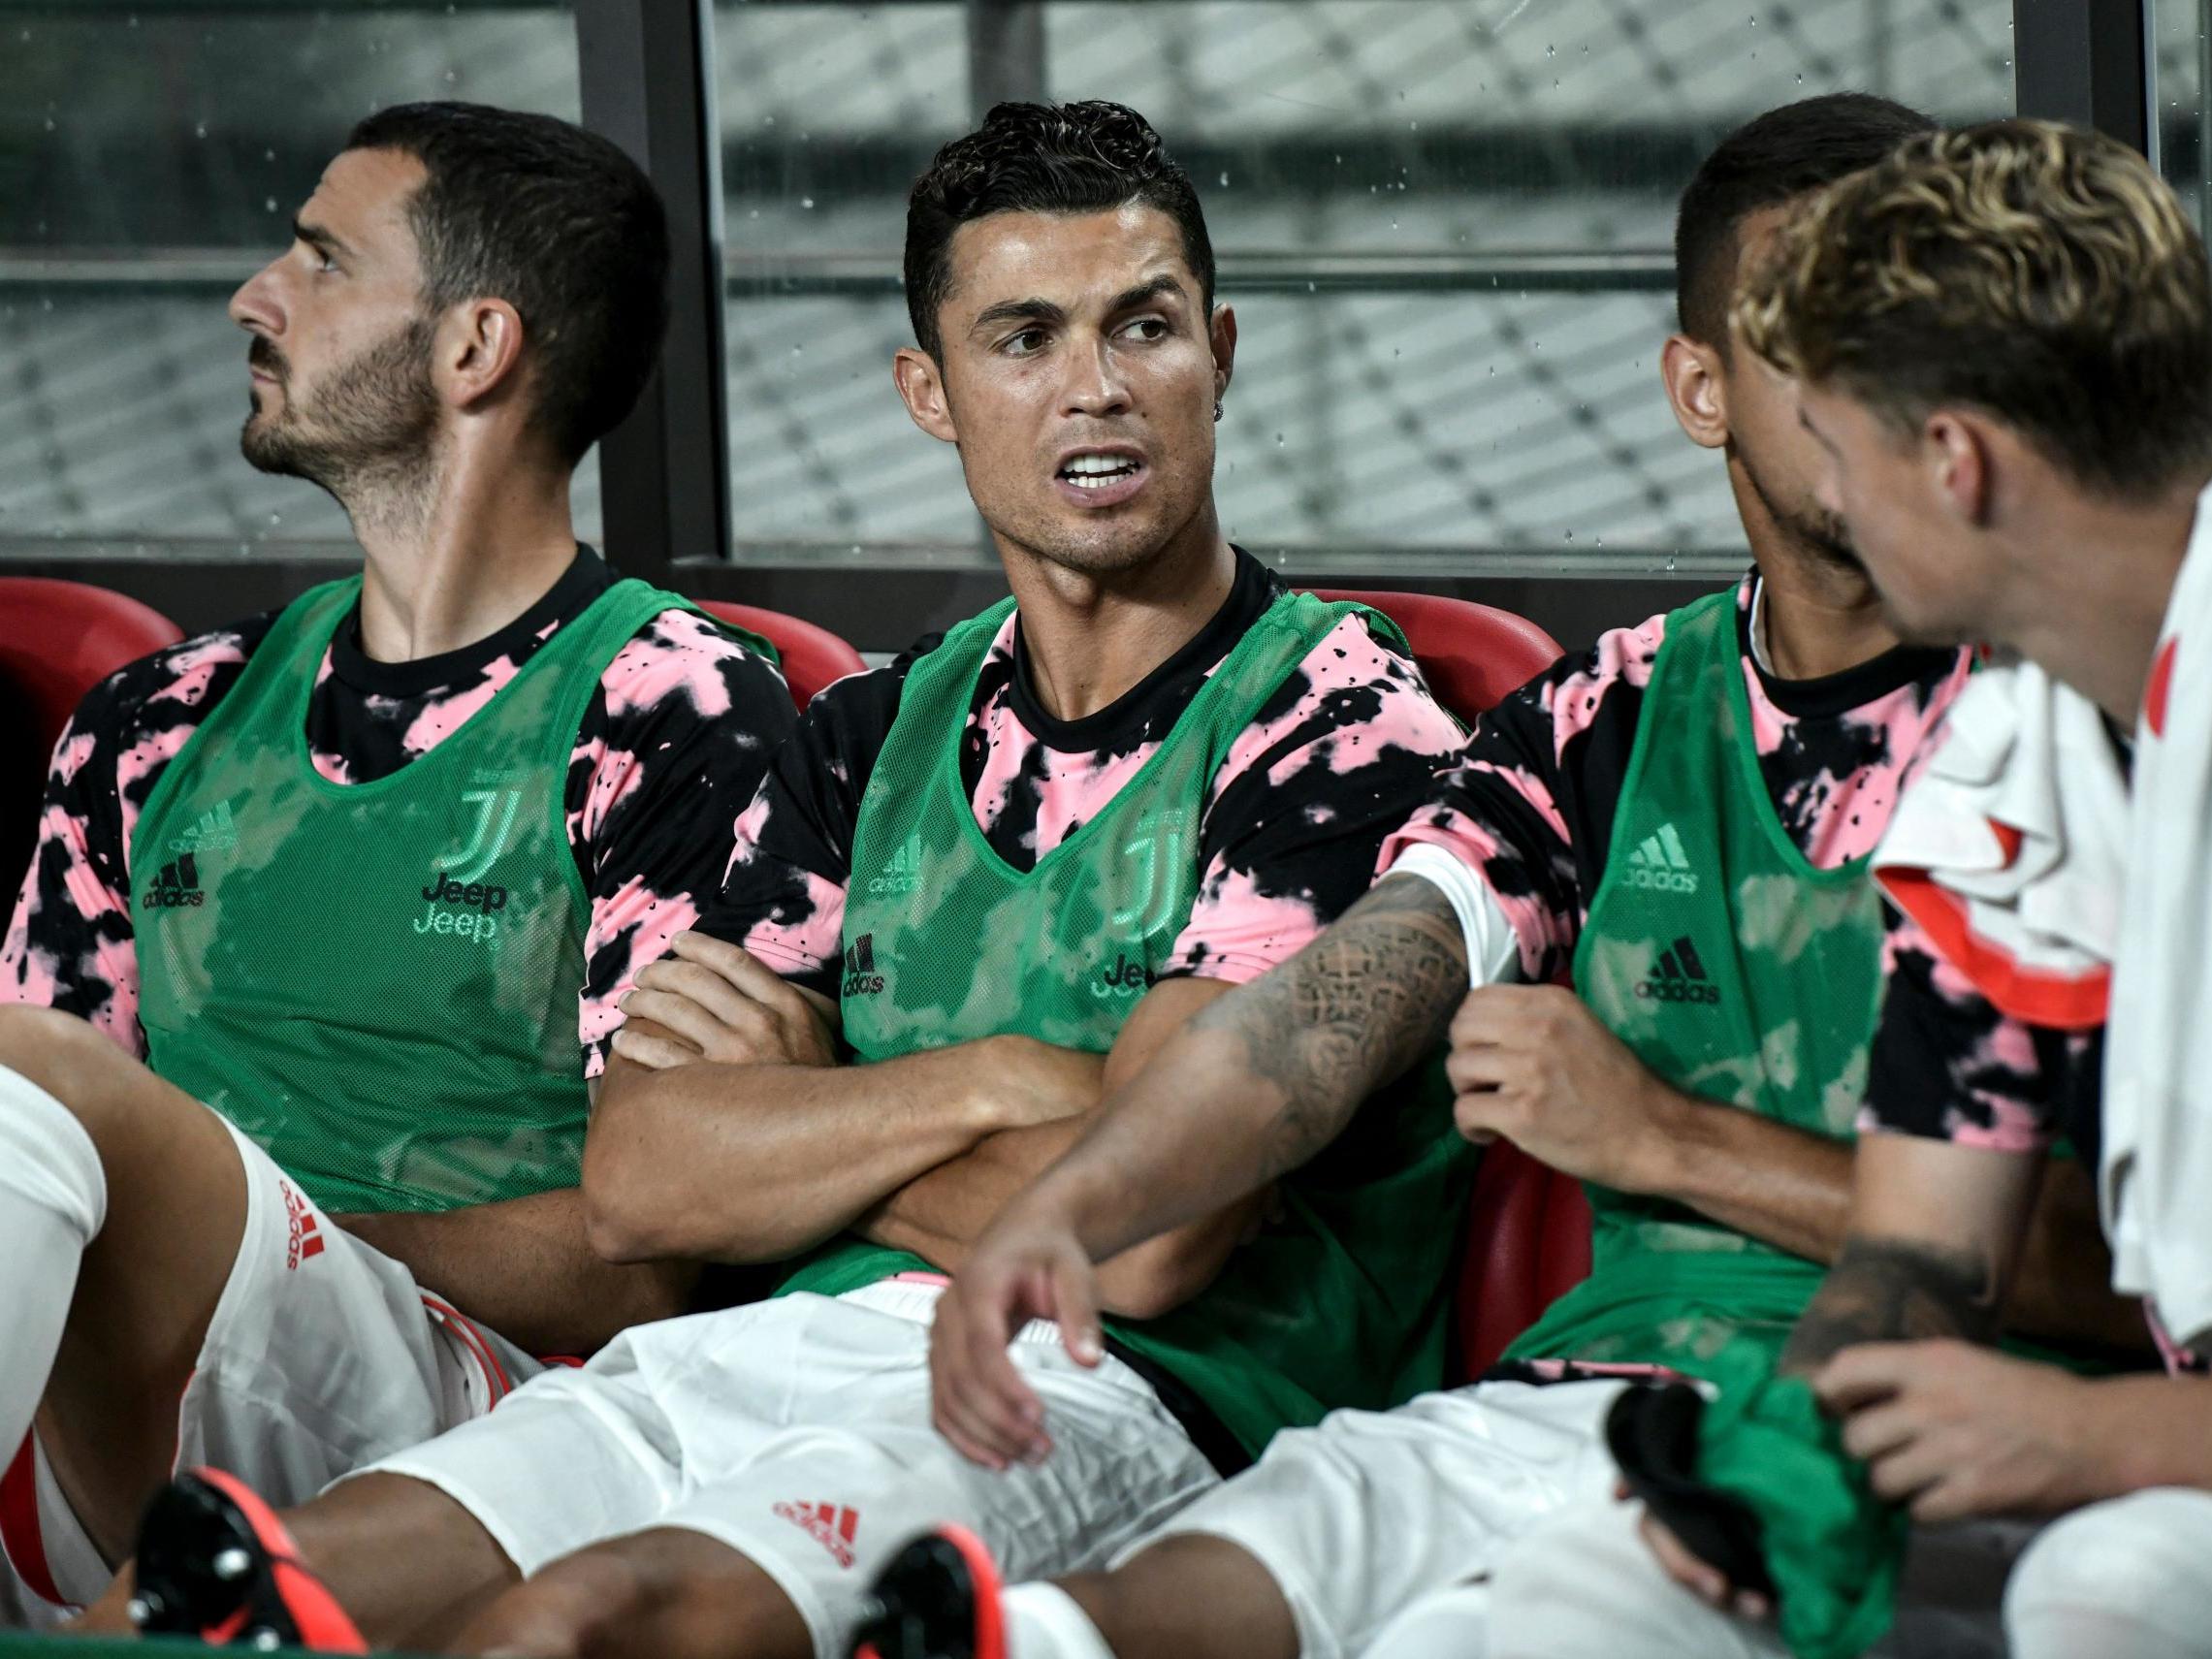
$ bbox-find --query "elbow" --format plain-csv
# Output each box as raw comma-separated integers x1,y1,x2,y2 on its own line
582,1071,697,1263
582,1135,677,1264
1097,1228,1234,1323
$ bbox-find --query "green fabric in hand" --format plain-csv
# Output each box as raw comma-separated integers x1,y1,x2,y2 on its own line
1693,1337,1908,1659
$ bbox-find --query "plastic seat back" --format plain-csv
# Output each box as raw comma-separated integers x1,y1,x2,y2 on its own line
1452,1139,1595,1381
1299,589,1591,1383
693,600,868,712
1307,587,1562,725
0,576,185,763
0,576,186,896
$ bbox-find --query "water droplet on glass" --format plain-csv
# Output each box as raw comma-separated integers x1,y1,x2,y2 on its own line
1218,171,1230,187
194,121,208,139
790,343,804,356
1665,553,1679,571
269,512,283,526
1546,42,1555,55
43,117,54,133
264,148,276,163
443,70,457,84
1563,529,1575,543
1274,432,1285,446
799,196,816,209
264,197,278,212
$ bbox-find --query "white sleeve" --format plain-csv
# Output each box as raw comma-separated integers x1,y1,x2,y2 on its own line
1384,842,1523,989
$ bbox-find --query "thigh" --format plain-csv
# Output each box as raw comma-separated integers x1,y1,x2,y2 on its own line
1486,1492,1789,1659
23,1121,531,1600
2006,1489,2212,1659
352,1304,787,1580
650,1312,1217,1659
1129,1380,1630,1659
15,1014,251,1559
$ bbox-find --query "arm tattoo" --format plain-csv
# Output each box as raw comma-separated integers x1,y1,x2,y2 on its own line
1190,876,1469,1182
1781,1235,2004,1376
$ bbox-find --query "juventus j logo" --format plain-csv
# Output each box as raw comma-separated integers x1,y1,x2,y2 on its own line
445,789,523,884
1110,811,1189,936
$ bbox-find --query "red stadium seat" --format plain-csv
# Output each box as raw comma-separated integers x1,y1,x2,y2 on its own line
0,576,185,764
1307,587,1562,725
0,576,185,898
693,600,867,712
1300,588,1588,1383
1452,1139,1594,1380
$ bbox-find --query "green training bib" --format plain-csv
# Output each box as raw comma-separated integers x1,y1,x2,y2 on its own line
132,577,774,1216
1504,588,1884,1374
782,591,1472,1456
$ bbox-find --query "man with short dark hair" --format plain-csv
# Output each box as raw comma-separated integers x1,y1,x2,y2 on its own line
898,94,2137,1659
0,100,791,1612
108,100,1467,1659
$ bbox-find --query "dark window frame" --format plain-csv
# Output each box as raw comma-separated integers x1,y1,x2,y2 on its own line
4,0,2150,649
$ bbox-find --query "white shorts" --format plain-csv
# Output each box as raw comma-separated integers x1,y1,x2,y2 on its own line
0,1116,538,1610
1482,1486,2025,1659
1128,1378,1629,1659
359,1279,1220,1659
2005,1488,2212,1659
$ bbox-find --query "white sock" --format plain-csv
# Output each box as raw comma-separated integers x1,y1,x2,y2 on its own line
1003,1584,1120,1659
0,1065,107,1460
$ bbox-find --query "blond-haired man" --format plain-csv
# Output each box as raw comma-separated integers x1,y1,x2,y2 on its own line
1537,119,2212,1659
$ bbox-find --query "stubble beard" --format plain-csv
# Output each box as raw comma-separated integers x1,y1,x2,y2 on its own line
241,315,443,531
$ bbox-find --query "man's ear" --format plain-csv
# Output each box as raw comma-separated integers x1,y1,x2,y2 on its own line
893,346,958,445
1210,302,1238,404
439,299,527,410
1926,410,1994,528
1660,334,1728,451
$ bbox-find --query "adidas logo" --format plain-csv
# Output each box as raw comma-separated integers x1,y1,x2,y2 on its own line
1635,935,1720,1005
1091,951,1154,1000
866,835,925,898
140,853,205,909
772,1500,859,1569
168,799,239,853
842,932,885,997
1624,822,1698,893
168,798,239,853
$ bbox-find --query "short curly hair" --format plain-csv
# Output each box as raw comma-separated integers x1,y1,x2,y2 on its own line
903,101,1215,363
1736,118,2212,495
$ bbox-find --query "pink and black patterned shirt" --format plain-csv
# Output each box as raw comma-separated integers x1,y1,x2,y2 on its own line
696,550,1465,996
1,547,795,1078
1382,577,2090,1144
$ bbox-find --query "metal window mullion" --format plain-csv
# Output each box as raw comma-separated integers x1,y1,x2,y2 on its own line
2012,0,2151,152
575,0,730,581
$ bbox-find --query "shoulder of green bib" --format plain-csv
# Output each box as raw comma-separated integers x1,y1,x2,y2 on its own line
602,581,782,671
1663,583,1742,636
1273,590,1413,656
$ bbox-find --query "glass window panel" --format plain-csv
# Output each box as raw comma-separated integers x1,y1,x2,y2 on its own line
719,0,2014,573
2153,0,2209,234
0,2,592,555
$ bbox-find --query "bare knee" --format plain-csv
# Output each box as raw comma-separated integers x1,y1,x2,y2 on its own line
278,1475,520,1651
0,1005,124,1127
456,1530,808,1659
1062,1535,1298,1659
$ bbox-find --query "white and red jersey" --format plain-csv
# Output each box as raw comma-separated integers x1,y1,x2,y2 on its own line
1870,480,2212,1356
